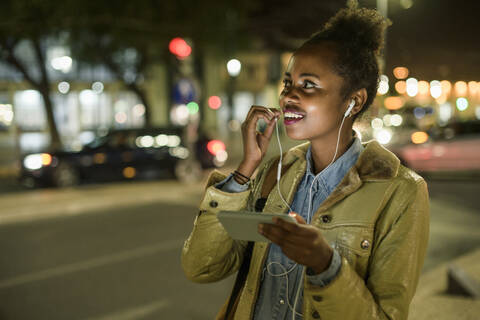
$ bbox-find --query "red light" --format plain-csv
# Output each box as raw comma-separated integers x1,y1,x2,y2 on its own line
207,140,226,156
208,96,222,110
169,38,191,59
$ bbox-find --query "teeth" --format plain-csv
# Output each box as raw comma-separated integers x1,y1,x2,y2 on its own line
284,112,304,119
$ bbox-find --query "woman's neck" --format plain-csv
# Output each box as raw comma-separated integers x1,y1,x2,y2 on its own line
309,132,354,175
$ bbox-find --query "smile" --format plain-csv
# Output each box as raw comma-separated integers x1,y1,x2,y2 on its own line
283,109,305,125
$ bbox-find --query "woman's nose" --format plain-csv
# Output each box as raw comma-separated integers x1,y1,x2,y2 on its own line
281,86,300,104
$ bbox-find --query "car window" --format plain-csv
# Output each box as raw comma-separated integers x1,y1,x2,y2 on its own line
85,136,108,149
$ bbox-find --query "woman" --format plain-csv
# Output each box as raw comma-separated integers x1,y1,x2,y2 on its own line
182,2,429,319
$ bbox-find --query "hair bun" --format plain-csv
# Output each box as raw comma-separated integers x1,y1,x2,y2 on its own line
322,0,390,55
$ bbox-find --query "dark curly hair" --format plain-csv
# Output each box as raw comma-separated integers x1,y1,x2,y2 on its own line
300,0,389,119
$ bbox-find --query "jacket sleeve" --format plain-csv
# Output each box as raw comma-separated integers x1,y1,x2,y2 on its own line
303,178,430,320
181,170,252,283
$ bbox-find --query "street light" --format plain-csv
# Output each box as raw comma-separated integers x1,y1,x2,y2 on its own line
375,0,413,73
226,59,242,126
227,59,241,77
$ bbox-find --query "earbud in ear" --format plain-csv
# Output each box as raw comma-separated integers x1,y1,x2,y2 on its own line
344,100,355,117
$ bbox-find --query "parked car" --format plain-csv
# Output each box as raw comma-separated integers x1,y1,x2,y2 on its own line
389,120,480,174
20,127,228,187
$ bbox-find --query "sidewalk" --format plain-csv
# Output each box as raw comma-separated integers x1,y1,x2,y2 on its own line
0,179,206,226
409,248,480,319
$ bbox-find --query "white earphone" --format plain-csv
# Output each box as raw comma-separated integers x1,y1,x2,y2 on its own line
344,99,355,118
270,98,356,319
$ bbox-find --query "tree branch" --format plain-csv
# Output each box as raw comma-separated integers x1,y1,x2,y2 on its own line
31,37,50,91
1,40,40,88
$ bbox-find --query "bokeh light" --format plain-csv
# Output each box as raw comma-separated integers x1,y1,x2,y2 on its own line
227,59,242,77
122,167,136,178
187,101,199,114
440,80,452,96
375,129,392,145
411,131,429,144
456,97,469,111
454,81,468,96
390,114,403,126
92,81,104,93
169,38,192,59
414,107,426,119
395,81,407,94
384,96,404,110
418,81,429,95
58,81,70,94
406,78,418,97
207,140,226,156
371,118,383,129
208,96,222,110
393,67,409,79
429,80,442,99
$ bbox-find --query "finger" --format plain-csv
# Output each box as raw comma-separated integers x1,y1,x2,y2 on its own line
246,106,275,121
273,217,318,239
259,223,288,244
267,107,282,117
289,212,307,225
259,222,311,247
246,112,274,133
262,116,277,140
272,216,302,233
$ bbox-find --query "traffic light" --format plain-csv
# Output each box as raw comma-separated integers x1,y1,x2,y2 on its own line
208,96,222,110
169,38,192,60
168,37,199,125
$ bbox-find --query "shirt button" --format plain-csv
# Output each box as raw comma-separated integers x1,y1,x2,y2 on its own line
209,200,218,208
313,295,323,302
312,310,321,319
361,239,370,250
321,215,331,223
279,299,285,305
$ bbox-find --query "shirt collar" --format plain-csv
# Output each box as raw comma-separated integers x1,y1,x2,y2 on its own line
305,138,364,195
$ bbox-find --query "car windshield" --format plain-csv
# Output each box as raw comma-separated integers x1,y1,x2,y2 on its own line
85,135,109,149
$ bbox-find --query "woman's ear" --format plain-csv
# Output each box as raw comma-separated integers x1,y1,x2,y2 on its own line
349,88,368,117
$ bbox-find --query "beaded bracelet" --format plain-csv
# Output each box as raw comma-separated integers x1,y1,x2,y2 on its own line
233,170,250,184
234,170,250,181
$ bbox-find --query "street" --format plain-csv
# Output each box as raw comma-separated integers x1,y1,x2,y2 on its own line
0,176,479,319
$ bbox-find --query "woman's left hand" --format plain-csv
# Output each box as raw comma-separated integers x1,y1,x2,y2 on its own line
258,213,333,274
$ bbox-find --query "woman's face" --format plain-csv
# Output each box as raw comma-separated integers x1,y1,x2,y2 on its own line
279,43,349,142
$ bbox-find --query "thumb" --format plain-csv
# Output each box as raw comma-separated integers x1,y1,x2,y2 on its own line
289,212,306,224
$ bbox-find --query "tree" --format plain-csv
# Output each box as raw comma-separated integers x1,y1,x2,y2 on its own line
66,0,259,127
0,0,260,149
0,0,70,150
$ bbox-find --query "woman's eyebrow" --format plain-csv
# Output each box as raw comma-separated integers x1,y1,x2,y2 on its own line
284,72,320,79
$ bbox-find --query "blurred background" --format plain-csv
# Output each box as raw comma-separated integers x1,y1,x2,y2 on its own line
0,0,479,319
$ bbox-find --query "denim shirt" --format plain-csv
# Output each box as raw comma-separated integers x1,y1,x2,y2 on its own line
216,138,363,319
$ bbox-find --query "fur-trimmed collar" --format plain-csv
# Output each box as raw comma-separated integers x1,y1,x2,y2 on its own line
279,140,400,214
283,140,400,181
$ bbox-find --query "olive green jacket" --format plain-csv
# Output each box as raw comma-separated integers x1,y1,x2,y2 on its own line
182,140,430,320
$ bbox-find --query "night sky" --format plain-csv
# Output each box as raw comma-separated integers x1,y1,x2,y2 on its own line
251,0,480,82
381,0,480,81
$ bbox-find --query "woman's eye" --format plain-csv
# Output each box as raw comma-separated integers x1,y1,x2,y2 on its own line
302,81,316,89
282,79,292,88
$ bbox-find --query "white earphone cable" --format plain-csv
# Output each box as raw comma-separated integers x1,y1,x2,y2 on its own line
269,106,350,320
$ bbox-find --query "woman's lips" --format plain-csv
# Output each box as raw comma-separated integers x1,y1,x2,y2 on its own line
283,109,305,125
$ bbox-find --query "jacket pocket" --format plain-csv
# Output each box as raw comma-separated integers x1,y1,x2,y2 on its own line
334,225,374,278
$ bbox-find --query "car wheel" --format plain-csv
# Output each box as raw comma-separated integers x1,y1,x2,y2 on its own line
174,159,203,183
53,162,79,187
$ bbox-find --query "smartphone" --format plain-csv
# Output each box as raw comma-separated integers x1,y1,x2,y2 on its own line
217,210,296,242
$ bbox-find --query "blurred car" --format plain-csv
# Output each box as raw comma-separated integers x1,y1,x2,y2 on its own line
20,127,228,187
389,120,480,173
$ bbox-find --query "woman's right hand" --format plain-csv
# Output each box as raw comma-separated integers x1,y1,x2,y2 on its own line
236,106,281,179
